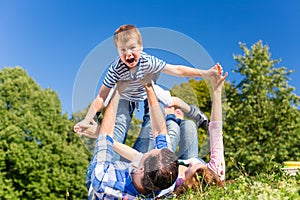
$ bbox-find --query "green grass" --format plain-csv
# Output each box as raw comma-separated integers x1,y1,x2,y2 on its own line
174,172,300,200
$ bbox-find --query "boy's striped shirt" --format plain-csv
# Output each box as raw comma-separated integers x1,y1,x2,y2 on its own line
103,52,166,102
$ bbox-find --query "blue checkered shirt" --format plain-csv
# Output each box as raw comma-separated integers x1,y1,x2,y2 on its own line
89,134,168,200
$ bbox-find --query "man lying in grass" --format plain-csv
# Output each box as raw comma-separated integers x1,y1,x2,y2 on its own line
79,66,228,198
77,80,178,200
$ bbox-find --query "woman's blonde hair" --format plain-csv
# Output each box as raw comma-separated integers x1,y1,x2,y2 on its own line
174,166,224,196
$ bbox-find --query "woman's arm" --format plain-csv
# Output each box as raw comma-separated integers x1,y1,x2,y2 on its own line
210,75,227,121
207,69,228,181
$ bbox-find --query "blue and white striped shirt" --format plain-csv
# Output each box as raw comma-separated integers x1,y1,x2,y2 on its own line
103,52,166,101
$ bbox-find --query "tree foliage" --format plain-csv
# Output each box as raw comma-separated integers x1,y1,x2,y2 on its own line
169,41,300,178
0,67,89,199
223,41,300,177
125,114,142,147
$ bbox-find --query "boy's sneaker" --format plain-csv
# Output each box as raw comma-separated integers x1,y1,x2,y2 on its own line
186,105,208,129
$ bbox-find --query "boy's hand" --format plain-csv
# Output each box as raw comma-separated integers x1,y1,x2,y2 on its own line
74,120,89,133
78,123,99,138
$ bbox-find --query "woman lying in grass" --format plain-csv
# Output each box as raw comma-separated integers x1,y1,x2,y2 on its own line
172,69,227,196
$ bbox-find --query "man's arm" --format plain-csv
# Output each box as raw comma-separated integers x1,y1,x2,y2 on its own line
145,82,167,138
99,82,127,137
113,142,141,161
162,63,221,79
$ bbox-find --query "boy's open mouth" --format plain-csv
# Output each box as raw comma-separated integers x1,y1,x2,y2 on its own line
126,57,135,64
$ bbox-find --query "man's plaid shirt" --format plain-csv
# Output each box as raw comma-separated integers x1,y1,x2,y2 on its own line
89,134,168,200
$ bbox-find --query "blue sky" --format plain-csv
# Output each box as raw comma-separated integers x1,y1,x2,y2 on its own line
1,0,299,116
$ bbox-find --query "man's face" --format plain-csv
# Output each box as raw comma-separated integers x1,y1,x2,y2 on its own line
117,38,142,68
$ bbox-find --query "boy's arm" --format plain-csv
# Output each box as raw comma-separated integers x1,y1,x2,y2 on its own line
162,63,221,79
78,81,128,137
73,85,110,133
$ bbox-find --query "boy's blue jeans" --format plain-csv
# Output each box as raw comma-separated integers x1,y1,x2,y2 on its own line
113,99,199,159
112,98,165,160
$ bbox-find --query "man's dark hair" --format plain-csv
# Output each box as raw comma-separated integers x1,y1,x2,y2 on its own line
142,148,179,191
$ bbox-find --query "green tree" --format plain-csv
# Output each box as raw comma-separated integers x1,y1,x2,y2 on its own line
125,114,142,147
0,67,89,199
224,41,300,178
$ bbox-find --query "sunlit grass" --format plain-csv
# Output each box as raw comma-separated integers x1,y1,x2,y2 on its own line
174,169,300,199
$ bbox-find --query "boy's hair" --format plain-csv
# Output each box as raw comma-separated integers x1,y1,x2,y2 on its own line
141,148,179,191
114,24,142,47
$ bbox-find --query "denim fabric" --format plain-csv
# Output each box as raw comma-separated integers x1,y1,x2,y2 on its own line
178,120,199,159
112,99,135,161
166,118,198,159
166,119,180,152
132,100,165,153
